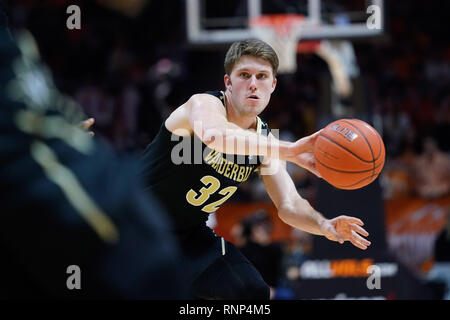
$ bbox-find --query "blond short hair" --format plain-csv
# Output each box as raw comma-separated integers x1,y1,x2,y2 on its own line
224,39,279,76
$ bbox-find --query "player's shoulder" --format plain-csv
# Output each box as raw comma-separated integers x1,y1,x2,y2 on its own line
165,91,225,135
256,116,271,136
203,90,226,104
188,91,224,106
185,91,226,115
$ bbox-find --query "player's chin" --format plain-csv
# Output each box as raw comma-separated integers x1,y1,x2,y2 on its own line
244,98,266,110
244,105,265,116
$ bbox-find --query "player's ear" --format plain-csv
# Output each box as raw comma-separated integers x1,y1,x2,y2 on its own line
270,77,277,93
224,74,232,92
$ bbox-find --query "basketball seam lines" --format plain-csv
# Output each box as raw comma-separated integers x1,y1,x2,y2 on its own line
318,133,374,163
315,156,384,174
334,172,381,189
341,120,376,177
353,119,383,160
350,119,383,160
351,119,386,182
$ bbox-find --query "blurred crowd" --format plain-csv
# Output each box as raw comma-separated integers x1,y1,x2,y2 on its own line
6,0,448,196
4,0,449,298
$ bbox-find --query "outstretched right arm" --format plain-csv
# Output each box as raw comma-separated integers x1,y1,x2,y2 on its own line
165,93,314,164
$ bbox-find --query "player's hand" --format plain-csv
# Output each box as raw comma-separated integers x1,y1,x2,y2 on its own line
285,130,322,178
320,216,371,250
80,118,95,137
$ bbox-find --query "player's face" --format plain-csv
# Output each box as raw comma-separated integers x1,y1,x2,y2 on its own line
225,55,277,117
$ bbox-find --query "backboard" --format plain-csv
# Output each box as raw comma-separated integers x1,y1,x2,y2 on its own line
186,0,384,45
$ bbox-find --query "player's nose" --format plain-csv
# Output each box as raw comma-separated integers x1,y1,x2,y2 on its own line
249,75,257,91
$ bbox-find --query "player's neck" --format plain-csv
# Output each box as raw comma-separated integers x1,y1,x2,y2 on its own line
224,91,257,131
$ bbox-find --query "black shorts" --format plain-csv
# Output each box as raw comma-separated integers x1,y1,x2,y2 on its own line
174,225,270,300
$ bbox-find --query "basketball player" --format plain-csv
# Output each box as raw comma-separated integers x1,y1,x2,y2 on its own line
141,39,371,299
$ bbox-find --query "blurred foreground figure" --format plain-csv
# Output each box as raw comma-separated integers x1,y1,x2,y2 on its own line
0,11,186,299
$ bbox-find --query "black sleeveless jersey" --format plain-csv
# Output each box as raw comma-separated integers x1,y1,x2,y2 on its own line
141,91,270,231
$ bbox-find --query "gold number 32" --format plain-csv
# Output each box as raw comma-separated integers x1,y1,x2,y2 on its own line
186,175,237,213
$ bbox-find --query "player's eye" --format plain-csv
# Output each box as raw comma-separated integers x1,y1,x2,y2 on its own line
257,73,267,79
240,72,250,78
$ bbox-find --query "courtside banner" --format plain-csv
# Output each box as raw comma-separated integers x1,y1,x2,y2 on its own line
292,251,437,299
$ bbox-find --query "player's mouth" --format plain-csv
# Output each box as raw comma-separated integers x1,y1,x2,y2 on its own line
247,94,259,100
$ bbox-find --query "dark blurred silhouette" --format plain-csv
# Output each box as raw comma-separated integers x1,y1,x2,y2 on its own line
0,9,187,299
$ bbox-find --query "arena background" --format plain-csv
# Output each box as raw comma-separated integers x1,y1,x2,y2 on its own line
3,0,449,300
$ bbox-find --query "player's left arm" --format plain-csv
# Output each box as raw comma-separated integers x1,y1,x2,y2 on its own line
260,157,371,250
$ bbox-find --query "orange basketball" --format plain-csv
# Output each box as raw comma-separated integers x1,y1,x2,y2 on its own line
313,119,385,190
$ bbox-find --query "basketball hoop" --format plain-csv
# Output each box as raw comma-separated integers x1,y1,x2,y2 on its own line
250,14,307,74
249,14,357,99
